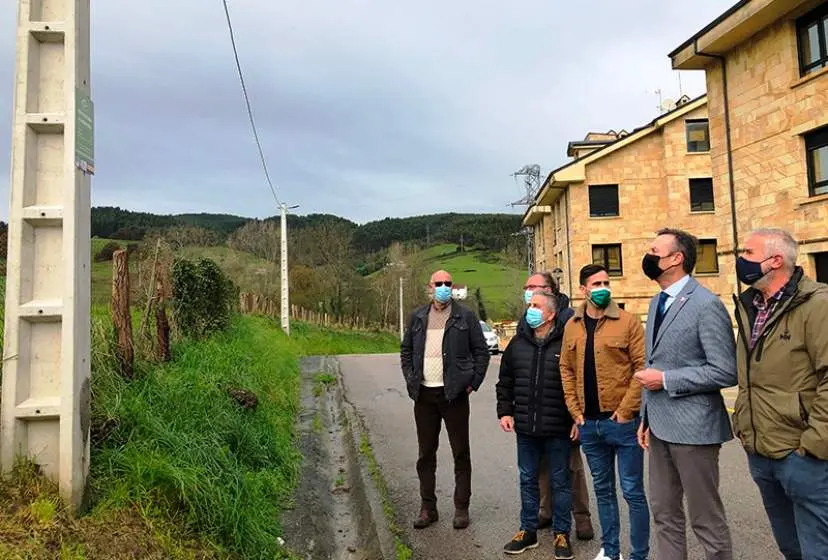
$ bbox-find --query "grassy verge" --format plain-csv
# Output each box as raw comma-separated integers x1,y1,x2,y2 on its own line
91,316,301,558
358,434,413,560
0,312,398,559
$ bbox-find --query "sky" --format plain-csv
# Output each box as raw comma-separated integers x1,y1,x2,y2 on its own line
0,0,735,224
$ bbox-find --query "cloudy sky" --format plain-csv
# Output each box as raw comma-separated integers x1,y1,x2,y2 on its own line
0,1,733,224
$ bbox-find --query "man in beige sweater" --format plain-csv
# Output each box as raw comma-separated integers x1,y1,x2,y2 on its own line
400,270,490,530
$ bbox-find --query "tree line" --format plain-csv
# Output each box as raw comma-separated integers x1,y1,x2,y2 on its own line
88,207,522,258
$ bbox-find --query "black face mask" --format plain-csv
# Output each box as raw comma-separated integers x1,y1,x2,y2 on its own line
736,256,772,285
642,253,665,280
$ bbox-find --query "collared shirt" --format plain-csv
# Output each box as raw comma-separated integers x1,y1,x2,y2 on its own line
750,287,786,349
661,274,691,312
657,274,689,394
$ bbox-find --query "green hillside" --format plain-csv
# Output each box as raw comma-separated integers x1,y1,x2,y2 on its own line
90,239,281,307
419,244,525,321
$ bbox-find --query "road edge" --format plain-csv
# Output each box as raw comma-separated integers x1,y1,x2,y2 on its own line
333,356,414,560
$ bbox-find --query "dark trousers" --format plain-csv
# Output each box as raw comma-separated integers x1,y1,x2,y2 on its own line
748,451,828,559
414,386,471,510
649,433,732,560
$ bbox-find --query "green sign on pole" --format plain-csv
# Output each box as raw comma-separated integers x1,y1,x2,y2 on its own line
75,89,94,175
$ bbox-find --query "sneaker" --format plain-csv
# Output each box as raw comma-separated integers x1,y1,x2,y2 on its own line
553,532,574,560
593,549,624,560
503,530,539,555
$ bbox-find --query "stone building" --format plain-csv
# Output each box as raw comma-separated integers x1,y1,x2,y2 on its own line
670,0,828,286
523,95,731,318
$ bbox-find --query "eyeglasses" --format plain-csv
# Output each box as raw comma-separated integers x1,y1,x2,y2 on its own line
433,281,453,287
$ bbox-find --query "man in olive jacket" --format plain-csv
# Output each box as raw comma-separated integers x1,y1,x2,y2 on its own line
732,229,828,560
400,270,490,531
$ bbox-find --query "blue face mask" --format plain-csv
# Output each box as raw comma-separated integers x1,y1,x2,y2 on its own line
523,289,534,305
434,285,452,303
525,307,545,329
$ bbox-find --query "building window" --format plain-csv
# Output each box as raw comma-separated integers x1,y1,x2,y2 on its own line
697,239,719,274
589,184,620,217
686,120,710,152
592,244,623,276
797,4,828,76
806,126,828,197
815,253,828,284
689,178,715,212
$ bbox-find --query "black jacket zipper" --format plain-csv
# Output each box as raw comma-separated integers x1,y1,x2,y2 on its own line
530,345,544,434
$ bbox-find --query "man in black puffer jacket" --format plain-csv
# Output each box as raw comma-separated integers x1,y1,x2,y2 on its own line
497,289,576,559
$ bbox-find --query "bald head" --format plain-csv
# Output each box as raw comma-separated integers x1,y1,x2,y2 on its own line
430,269,453,305
430,270,452,286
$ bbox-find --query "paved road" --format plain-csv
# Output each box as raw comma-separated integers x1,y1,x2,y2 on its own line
340,354,775,560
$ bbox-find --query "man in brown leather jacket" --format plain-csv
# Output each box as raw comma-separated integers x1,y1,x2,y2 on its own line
560,264,649,560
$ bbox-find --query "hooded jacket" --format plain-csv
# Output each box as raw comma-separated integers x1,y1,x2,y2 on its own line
732,268,828,460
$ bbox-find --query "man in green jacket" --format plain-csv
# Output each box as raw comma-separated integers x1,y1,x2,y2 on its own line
732,228,828,560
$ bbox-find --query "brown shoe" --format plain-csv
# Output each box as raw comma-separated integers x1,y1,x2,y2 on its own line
575,516,594,541
453,508,470,529
413,507,438,529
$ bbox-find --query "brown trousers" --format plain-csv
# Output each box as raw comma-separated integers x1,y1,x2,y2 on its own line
649,433,732,560
414,386,471,510
539,445,592,524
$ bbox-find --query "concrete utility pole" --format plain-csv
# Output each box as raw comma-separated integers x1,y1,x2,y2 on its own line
1,0,93,512
280,203,289,336
399,277,404,342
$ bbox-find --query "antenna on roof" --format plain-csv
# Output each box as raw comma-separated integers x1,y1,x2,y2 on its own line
678,71,684,97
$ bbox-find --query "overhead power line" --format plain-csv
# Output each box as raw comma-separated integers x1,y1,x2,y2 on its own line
220,0,281,206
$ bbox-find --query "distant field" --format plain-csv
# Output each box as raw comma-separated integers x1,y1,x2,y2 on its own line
419,243,525,321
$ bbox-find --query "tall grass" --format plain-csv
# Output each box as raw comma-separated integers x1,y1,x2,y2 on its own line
87,315,397,558
91,316,301,558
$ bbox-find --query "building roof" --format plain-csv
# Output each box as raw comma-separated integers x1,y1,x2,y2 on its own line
669,0,813,69
668,0,751,58
523,94,707,226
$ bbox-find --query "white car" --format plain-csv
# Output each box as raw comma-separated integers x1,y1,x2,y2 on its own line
480,321,500,355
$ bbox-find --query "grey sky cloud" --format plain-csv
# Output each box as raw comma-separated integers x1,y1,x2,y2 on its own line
0,0,732,224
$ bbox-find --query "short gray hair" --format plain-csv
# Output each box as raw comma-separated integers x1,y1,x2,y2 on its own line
750,228,798,270
532,289,558,314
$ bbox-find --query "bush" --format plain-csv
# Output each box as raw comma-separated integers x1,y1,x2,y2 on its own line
172,258,237,339
94,241,122,263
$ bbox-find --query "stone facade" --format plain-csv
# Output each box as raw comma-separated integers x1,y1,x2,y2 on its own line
530,99,733,319
671,0,828,289
704,17,828,285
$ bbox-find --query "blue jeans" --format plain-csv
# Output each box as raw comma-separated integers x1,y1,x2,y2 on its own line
748,451,828,559
580,417,649,560
516,433,572,534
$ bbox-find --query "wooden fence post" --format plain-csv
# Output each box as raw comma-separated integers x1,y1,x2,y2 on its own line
112,250,134,379
156,272,171,362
